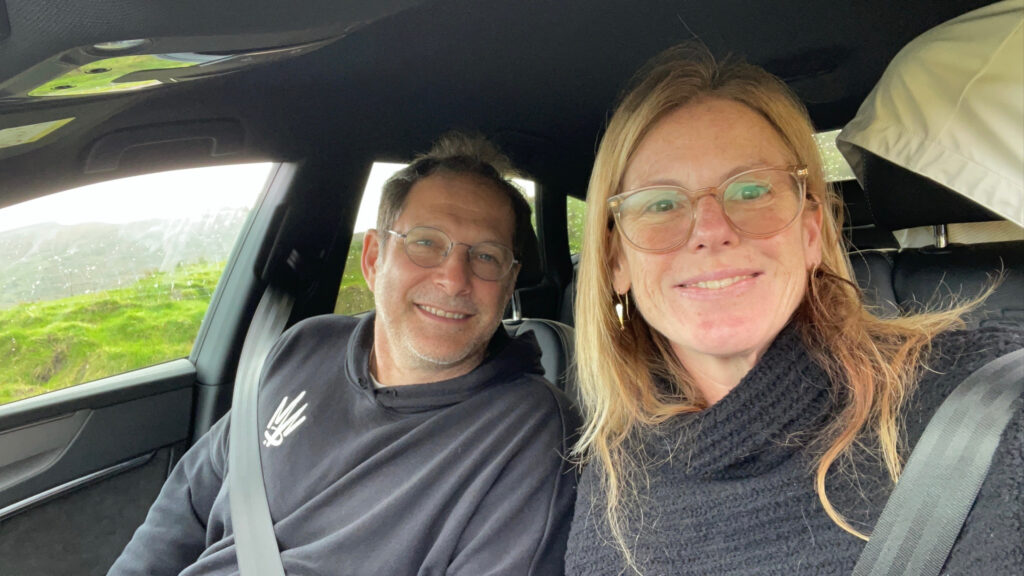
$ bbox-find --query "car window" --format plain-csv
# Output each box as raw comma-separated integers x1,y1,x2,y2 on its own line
567,196,586,255
0,163,273,405
815,129,857,182
335,162,536,315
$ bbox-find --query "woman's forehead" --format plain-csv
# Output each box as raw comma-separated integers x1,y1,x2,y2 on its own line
623,99,794,189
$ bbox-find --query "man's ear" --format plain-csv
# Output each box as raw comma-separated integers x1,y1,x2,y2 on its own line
361,229,381,292
504,262,521,300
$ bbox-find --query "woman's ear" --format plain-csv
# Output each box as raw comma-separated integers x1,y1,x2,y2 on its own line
610,235,632,294
802,203,824,269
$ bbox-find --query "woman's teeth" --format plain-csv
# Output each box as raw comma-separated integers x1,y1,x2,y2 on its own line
686,275,753,290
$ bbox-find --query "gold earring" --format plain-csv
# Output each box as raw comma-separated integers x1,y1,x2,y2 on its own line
614,292,628,330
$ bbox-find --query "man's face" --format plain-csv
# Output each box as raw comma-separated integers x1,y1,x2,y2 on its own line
362,172,519,385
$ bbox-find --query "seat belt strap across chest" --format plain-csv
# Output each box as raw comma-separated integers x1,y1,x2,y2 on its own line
228,284,294,576
853,347,1024,576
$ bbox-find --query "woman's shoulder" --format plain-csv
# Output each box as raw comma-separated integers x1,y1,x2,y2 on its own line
904,325,1024,439
926,325,1024,377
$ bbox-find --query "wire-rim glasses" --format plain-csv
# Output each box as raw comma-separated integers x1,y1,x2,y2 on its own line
387,226,519,281
607,165,810,253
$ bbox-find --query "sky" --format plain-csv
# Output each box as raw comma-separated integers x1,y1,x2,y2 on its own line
0,163,274,233
353,163,536,233
0,160,537,235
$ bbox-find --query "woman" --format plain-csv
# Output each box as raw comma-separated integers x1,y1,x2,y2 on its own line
564,44,1023,575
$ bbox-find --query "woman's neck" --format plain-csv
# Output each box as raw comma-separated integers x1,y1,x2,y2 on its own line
673,344,766,406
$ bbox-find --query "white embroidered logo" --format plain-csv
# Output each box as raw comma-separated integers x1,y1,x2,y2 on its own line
263,391,309,447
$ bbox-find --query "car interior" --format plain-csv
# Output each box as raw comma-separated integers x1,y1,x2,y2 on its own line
0,1,1020,573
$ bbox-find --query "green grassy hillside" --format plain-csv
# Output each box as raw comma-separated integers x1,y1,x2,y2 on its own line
0,261,223,405
336,232,374,315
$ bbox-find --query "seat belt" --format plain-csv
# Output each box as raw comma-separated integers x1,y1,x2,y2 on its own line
228,284,295,576
853,347,1024,576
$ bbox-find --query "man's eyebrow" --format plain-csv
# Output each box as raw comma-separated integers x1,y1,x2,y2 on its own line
407,223,512,247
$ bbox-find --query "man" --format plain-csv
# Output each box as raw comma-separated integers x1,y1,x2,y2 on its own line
110,133,580,575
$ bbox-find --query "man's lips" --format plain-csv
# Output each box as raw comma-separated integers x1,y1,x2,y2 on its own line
417,303,473,319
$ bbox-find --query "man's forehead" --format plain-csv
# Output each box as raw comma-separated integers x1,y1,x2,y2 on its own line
398,173,515,241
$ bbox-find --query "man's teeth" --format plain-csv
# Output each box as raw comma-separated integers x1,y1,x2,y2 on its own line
420,305,467,319
686,275,752,290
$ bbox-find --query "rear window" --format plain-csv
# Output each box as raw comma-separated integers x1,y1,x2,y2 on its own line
815,129,857,182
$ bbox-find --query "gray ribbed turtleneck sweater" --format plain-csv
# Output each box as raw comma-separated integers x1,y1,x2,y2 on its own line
565,326,1023,575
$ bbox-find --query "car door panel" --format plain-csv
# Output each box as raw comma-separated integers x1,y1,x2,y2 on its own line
0,361,196,575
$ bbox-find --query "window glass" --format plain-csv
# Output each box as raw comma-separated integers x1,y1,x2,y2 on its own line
335,162,535,315
0,163,273,405
815,129,857,182
567,196,586,255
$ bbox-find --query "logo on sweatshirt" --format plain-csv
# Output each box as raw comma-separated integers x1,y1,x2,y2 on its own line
264,391,308,447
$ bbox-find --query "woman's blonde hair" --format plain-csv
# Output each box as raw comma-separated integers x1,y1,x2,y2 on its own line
573,43,973,572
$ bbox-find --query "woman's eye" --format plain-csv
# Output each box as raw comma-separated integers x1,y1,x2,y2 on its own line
727,182,772,201
644,198,679,213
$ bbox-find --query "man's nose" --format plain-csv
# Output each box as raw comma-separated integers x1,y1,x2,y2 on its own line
434,245,474,293
687,194,740,249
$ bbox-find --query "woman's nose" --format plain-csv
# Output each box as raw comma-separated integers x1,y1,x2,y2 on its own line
687,194,740,249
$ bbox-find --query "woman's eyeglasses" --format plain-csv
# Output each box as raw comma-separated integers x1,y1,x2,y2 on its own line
607,166,810,253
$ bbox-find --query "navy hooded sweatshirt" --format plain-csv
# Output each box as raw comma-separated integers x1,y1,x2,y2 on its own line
110,312,580,575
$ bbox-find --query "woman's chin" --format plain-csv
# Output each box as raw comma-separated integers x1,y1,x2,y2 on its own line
668,322,779,363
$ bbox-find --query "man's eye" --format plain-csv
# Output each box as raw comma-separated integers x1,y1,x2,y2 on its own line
727,182,771,201
474,248,503,264
413,239,435,247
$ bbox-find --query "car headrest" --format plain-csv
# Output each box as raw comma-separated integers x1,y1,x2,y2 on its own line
514,225,543,289
859,152,1001,231
835,178,899,250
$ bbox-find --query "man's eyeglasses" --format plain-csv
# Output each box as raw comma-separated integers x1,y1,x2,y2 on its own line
387,226,518,282
607,166,810,253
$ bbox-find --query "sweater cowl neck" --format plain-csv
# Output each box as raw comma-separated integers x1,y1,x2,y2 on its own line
646,324,835,480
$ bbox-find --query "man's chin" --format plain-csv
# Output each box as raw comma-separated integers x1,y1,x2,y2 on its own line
411,347,477,368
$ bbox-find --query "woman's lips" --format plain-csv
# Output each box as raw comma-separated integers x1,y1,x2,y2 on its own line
677,270,761,290
681,273,757,290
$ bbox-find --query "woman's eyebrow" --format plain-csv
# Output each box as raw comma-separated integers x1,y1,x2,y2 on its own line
625,160,783,190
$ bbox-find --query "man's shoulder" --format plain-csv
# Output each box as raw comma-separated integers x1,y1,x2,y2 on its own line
282,313,362,342
261,314,364,391
268,314,361,359
481,370,582,434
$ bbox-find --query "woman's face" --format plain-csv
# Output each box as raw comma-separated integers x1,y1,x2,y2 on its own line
612,98,822,369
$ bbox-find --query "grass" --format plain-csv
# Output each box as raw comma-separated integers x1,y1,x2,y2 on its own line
0,211,592,406
1,239,377,406
0,261,223,405
336,233,375,315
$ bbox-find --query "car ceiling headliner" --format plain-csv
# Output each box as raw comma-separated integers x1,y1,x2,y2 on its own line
0,0,994,208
